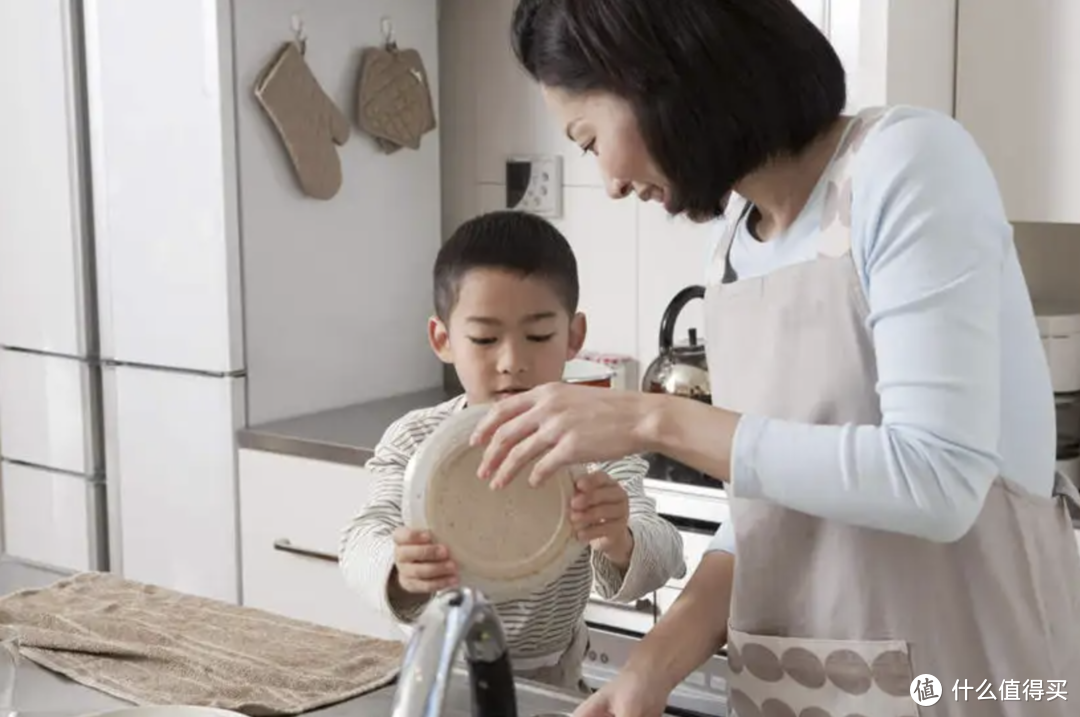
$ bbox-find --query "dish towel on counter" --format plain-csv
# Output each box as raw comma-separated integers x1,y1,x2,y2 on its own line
0,572,404,715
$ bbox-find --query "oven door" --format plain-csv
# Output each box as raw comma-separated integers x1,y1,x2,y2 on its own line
645,479,730,525
584,592,657,634
582,625,730,717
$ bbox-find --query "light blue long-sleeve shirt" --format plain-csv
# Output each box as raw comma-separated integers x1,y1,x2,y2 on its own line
709,106,1056,555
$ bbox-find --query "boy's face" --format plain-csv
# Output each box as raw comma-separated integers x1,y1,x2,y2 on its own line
429,268,586,405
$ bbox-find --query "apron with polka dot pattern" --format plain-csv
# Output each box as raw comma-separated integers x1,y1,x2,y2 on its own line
704,107,1080,717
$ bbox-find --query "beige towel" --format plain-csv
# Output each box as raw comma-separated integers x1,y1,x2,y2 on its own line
0,572,404,715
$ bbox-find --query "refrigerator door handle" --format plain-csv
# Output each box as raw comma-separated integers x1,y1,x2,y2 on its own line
272,538,338,564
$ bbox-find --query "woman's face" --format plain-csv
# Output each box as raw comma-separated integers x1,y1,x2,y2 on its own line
541,86,672,209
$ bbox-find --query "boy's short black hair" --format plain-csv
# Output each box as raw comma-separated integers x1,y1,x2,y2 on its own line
511,0,846,220
434,210,580,322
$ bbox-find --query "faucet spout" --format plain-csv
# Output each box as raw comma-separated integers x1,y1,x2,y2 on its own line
390,587,519,717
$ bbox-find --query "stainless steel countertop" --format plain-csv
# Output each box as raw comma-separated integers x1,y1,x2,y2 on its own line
1,557,584,717
236,387,453,466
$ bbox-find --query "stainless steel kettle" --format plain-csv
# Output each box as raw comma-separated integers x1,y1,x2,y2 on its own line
641,286,710,403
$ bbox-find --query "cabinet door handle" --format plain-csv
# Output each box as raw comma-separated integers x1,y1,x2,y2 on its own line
272,538,339,563
588,596,655,615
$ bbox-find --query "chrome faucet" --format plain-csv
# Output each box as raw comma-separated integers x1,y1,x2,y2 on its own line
390,586,519,717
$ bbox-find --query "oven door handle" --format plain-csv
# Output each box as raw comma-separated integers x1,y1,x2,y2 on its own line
588,596,656,615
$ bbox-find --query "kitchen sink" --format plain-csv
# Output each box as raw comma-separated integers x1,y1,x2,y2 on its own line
305,666,582,717
346,667,580,717
439,668,583,717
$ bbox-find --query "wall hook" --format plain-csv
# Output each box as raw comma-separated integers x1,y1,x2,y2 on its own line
380,16,397,50
291,13,307,54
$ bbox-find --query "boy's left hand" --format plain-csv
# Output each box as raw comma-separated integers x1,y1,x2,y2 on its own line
571,471,634,570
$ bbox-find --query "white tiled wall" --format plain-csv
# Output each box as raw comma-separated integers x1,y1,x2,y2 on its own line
439,0,715,379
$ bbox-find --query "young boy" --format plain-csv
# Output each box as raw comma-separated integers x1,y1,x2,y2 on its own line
339,210,685,692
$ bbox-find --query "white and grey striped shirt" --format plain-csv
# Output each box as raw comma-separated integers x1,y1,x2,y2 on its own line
339,394,686,664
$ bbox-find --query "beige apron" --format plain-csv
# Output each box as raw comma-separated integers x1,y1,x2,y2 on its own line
705,108,1080,717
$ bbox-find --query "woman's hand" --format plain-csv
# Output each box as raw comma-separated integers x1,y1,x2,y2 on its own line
572,472,633,569
574,668,670,717
470,383,657,488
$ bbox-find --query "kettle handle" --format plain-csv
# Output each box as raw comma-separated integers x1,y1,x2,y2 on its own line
659,285,706,352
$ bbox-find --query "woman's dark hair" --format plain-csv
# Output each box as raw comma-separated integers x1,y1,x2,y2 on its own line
512,0,847,220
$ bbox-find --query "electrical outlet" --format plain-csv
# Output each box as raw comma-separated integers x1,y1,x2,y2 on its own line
505,155,562,218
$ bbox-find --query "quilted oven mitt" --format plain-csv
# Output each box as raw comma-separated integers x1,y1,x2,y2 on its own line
255,41,350,200
356,45,436,153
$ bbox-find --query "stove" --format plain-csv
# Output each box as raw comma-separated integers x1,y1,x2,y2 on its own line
644,452,721,489
581,461,731,717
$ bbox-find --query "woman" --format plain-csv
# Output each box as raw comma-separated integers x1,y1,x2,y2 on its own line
470,1,1080,716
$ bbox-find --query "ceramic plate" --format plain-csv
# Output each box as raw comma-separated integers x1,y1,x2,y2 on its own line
82,708,246,717
403,403,585,601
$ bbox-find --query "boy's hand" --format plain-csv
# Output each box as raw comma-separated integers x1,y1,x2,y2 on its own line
571,472,634,570
391,527,458,594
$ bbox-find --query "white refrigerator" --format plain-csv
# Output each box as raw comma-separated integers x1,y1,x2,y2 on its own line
0,0,111,576
0,0,442,605
0,0,246,603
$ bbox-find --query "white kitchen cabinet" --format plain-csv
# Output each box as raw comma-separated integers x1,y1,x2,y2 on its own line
0,0,91,355
0,350,96,476
238,449,406,641
791,0,828,30
1,462,103,572
956,1,1080,224
83,0,244,373
102,365,245,603
826,0,957,115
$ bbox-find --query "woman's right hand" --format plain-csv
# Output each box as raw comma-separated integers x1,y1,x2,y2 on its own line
391,527,458,594
574,668,670,717
579,552,737,717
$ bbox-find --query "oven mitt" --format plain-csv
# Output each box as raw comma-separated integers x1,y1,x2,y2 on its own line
255,41,350,200
356,45,436,153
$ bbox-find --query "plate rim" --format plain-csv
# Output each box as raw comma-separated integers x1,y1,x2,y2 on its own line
402,403,585,601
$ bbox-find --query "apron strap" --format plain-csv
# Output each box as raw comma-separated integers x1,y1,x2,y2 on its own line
708,106,890,286
711,198,752,284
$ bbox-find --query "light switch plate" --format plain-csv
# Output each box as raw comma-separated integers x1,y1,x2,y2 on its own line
505,155,562,218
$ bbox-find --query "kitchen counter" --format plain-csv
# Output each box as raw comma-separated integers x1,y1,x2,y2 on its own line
1,557,584,717
236,387,454,466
